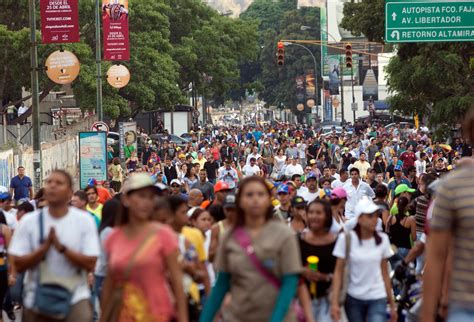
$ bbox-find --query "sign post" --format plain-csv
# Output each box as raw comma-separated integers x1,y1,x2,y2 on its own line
385,0,474,43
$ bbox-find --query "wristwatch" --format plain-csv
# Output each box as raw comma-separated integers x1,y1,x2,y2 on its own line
59,244,67,254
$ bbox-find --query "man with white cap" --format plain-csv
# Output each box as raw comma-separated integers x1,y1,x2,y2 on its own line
285,156,304,179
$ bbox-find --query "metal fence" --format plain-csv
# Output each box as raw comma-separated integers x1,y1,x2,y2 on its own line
0,116,97,146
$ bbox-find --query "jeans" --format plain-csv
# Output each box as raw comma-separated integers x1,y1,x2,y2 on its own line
344,295,387,322
447,306,474,322
92,275,105,321
9,271,24,304
311,295,332,322
415,231,425,274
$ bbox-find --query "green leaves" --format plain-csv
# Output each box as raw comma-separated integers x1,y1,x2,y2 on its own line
1,0,259,119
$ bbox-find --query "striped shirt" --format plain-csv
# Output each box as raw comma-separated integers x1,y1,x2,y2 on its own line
431,165,474,308
414,194,430,233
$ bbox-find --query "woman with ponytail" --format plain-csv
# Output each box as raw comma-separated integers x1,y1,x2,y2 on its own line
331,197,397,322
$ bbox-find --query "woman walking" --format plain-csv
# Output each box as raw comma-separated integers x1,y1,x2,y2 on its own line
200,176,302,322
331,197,396,322
299,199,337,321
100,173,187,322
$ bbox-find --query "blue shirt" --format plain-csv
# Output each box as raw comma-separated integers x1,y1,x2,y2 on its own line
10,175,32,201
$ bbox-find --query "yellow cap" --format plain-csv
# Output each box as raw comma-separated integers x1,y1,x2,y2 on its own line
307,256,319,264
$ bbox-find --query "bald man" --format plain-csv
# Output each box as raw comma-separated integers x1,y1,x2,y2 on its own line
188,189,204,208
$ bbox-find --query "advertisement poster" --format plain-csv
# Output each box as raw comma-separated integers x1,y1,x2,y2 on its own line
362,68,379,101
119,122,137,160
40,0,80,43
102,0,130,61
79,132,107,189
323,90,333,122
327,56,340,95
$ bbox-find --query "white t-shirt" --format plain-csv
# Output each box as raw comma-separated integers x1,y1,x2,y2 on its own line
299,189,319,204
2,209,18,230
9,207,100,308
285,164,304,177
333,230,393,300
242,164,260,177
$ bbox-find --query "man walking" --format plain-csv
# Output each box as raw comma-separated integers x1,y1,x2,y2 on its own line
10,166,33,204
9,170,100,322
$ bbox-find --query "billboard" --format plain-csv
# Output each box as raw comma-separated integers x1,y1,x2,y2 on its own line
102,0,130,61
40,0,80,43
79,132,107,189
119,122,137,160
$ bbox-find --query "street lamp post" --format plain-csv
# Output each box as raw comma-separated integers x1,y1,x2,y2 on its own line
283,42,318,123
29,0,42,191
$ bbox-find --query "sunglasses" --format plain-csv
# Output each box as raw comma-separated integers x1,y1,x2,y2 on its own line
171,185,180,188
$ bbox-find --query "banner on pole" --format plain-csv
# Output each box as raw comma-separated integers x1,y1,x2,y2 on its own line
79,132,107,189
40,0,80,43
102,0,130,61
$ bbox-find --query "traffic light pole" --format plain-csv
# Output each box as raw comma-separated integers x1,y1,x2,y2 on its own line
29,0,42,192
340,58,344,125
351,63,356,123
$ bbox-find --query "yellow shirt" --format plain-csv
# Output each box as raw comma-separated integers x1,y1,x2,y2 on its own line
86,203,103,221
182,226,206,262
196,157,207,170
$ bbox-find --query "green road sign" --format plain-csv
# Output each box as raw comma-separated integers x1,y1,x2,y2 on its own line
385,0,474,43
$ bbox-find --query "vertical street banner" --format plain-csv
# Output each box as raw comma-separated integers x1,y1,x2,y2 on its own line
305,73,316,113
295,76,306,113
79,132,107,189
119,122,137,160
40,0,80,43
327,56,340,95
102,0,130,61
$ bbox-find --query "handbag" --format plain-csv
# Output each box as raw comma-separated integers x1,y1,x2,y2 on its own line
100,228,158,322
233,227,305,322
338,231,352,306
33,210,74,320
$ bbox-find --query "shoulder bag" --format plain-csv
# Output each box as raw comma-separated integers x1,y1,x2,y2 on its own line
233,226,305,322
33,210,79,320
338,231,352,306
100,228,158,322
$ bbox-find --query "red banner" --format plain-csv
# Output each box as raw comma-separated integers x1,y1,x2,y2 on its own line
102,0,130,61
40,0,80,44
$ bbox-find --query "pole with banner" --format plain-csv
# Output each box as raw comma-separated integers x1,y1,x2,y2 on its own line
40,0,80,43
102,0,130,61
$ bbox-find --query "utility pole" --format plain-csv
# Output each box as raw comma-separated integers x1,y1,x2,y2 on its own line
351,62,356,123
29,0,42,191
95,0,103,121
340,58,345,125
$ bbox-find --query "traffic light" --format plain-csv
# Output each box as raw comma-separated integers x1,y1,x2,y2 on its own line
277,42,285,66
345,43,353,68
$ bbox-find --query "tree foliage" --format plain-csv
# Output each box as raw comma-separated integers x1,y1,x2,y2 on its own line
340,0,385,42
1,0,259,119
240,0,321,111
340,0,473,136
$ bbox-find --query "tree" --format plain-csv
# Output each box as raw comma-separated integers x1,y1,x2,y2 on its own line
1,0,258,119
340,0,474,137
340,0,385,43
386,43,473,136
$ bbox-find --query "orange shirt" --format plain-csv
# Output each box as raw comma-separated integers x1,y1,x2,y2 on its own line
97,186,112,204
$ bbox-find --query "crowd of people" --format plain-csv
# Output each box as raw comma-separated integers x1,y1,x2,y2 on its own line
0,110,472,322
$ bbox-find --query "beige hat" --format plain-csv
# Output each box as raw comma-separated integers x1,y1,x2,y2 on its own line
123,173,160,194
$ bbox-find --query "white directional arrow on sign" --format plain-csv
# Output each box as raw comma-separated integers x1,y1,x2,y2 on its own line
392,12,397,21
391,30,400,40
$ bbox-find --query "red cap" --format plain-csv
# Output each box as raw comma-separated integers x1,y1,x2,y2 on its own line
214,181,231,193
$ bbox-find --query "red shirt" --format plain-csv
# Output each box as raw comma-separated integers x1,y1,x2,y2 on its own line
400,151,416,168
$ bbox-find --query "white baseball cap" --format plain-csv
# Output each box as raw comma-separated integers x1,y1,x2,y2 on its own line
354,197,383,218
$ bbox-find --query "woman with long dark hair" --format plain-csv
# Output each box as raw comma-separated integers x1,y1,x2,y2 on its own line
200,176,302,322
93,198,120,308
100,173,187,322
331,197,396,322
299,199,337,321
